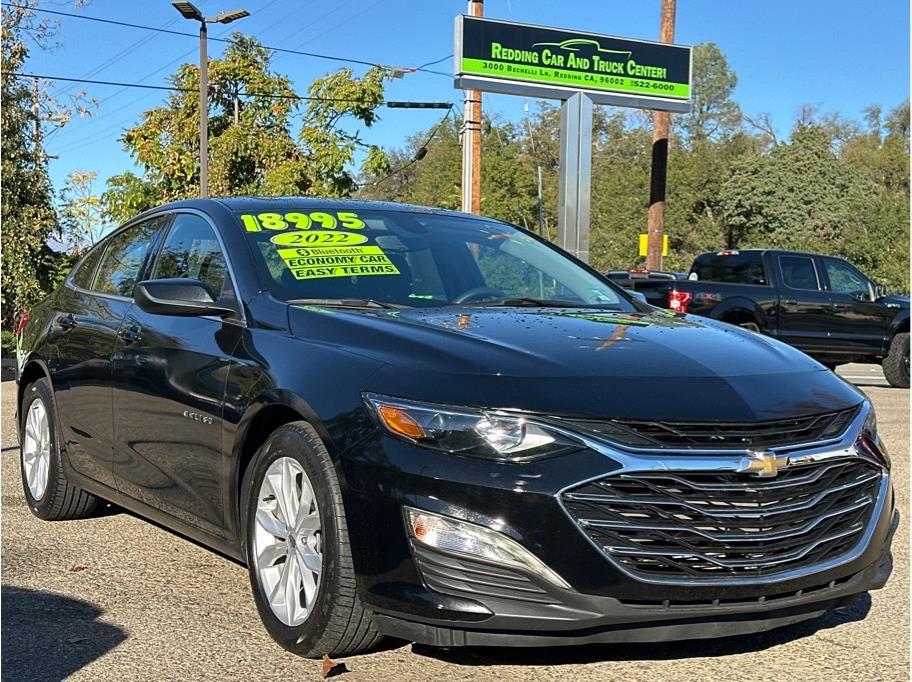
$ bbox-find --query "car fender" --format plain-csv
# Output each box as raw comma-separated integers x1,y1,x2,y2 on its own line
889,308,909,339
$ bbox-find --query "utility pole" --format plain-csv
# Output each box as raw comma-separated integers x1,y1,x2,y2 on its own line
31,77,41,159
461,0,483,214
646,0,676,270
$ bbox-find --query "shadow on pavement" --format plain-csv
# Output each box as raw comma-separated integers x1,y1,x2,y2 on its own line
412,593,872,666
1,585,127,681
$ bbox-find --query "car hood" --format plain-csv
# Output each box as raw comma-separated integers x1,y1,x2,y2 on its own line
287,305,864,421
884,293,910,308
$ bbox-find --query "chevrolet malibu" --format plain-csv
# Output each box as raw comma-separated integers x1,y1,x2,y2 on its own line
17,198,896,657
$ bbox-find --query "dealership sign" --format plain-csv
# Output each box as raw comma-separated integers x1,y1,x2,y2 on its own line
455,16,692,113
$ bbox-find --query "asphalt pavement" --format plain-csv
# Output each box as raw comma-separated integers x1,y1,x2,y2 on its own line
1,363,908,681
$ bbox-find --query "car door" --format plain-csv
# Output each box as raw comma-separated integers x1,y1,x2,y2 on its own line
774,254,833,353
820,256,893,354
48,217,168,492
111,211,243,536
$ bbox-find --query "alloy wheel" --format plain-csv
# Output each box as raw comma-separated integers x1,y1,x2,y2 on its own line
253,456,323,627
22,398,51,500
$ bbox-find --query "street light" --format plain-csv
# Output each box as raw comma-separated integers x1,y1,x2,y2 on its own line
172,2,250,198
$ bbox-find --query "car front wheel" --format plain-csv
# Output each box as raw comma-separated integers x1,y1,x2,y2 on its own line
243,422,384,658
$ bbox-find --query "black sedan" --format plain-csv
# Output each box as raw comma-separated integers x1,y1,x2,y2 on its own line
17,198,896,657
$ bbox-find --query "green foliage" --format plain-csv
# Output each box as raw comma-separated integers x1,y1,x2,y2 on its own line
105,36,390,214
1,1,62,327
101,172,161,224
59,170,111,251
680,42,741,144
1,330,17,358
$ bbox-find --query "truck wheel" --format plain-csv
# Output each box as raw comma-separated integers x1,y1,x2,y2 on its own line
882,333,909,388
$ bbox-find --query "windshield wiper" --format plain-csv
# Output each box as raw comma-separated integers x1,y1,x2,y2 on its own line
467,297,586,308
287,298,408,309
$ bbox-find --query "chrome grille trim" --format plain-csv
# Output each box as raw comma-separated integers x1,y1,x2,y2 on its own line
555,401,891,586
564,471,880,519
580,496,873,543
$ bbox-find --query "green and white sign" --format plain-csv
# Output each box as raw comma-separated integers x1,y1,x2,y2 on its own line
455,16,692,112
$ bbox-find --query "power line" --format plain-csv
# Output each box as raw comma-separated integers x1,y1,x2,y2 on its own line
0,1,451,77
12,73,454,107
360,107,455,188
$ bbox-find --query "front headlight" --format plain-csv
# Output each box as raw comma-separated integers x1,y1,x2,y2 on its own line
363,393,581,461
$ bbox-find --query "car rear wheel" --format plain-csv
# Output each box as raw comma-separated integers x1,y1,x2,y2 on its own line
243,422,385,658
883,332,910,388
20,378,100,520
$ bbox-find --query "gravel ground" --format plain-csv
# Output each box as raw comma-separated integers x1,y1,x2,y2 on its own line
1,364,908,681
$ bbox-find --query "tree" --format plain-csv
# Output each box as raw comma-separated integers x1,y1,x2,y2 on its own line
1,2,63,327
720,124,872,254
679,43,741,145
59,170,110,252
105,35,390,214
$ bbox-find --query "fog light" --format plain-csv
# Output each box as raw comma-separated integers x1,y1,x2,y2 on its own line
404,507,569,589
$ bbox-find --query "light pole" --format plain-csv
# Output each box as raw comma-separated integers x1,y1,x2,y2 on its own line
172,2,250,198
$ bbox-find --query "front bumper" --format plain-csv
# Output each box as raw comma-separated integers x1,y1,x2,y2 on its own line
338,407,897,646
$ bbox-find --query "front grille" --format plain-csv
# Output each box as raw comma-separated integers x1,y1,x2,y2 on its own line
562,458,881,581
562,406,859,450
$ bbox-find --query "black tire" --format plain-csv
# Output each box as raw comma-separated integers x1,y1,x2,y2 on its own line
883,332,910,388
242,421,384,658
19,378,100,521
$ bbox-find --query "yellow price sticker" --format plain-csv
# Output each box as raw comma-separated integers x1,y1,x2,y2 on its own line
241,211,366,233
271,231,369,246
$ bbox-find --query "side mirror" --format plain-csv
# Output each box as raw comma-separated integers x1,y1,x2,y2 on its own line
626,289,648,304
134,278,233,317
874,283,888,300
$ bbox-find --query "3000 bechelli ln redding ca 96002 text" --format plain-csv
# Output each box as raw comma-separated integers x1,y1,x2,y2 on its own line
17,198,896,657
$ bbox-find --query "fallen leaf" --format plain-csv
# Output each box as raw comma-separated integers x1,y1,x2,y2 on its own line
67,637,85,644
68,564,88,572
321,654,350,679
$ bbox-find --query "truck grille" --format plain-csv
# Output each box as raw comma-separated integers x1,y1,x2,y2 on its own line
562,458,881,581
562,407,859,450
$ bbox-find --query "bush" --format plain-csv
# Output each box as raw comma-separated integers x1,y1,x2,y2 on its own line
1,330,17,359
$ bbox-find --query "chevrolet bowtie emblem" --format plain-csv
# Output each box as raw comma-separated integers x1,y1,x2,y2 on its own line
738,451,789,478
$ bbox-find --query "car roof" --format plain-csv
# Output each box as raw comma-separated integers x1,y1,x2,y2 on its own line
156,196,478,219
696,248,833,259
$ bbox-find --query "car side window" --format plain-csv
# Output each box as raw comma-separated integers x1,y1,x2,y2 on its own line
69,241,106,290
779,256,821,291
93,218,164,297
152,214,233,302
824,259,872,300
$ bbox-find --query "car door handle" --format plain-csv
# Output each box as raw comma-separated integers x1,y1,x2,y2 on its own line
118,326,142,344
782,299,798,305
57,314,78,329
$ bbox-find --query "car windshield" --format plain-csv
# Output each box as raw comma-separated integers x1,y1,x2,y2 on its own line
236,207,632,310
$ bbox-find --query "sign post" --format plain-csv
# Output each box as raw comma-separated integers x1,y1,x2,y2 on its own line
557,93,593,262
455,15,691,262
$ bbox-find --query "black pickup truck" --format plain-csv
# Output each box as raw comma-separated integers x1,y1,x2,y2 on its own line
622,249,910,387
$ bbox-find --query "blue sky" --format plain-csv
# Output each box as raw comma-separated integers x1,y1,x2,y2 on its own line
26,0,911,197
